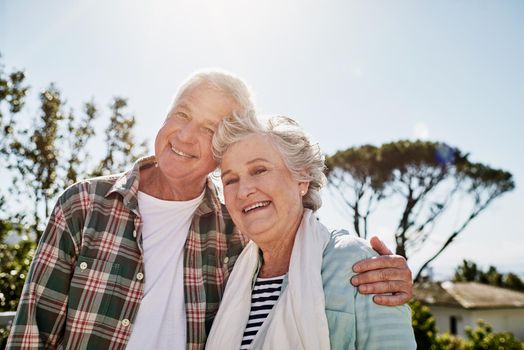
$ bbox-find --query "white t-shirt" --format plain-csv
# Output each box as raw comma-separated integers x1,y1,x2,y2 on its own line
126,190,205,350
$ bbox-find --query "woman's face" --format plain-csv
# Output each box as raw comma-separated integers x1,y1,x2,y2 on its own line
220,134,309,244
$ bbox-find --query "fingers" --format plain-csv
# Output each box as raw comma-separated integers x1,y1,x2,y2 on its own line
351,268,413,288
353,255,409,273
373,292,412,306
352,280,412,296
369,236,393,256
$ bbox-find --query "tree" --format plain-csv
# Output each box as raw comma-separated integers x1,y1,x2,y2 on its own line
453,260,524,292
464,320,523,350
454,260,479,282
91,97,148,176
325,140,514,281
412,299,523,349
504,273,524,292
410,299,439,349
325,145,389,238
63,101,98,186
0,54,149,317
0,220,35,312
9,85,66,239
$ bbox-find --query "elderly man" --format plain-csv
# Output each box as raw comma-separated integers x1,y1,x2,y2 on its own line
7,71,412,350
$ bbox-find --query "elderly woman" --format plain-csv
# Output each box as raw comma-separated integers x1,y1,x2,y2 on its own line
205,113,416,349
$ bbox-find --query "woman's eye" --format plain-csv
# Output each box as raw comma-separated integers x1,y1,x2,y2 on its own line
254,168,267,175
223,178,238,186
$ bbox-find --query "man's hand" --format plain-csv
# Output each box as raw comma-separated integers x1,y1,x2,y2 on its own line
351,236,413,306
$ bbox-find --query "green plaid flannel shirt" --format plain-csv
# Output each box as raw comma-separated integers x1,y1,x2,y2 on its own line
6,156,247,350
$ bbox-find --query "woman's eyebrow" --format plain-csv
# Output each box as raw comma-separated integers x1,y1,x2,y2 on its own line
220,158,269,178
246,157,269,165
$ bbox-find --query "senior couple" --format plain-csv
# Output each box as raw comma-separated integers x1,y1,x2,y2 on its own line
7,71,415,349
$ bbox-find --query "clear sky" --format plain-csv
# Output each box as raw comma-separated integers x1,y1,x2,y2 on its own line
1,0,523,279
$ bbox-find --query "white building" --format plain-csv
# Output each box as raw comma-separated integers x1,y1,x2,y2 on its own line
414,281,524,340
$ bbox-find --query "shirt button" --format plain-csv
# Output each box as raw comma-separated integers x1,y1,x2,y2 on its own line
136,272,144,281
122,319,130,327
132,230,137,238
223,257,229,264
80,262,88,270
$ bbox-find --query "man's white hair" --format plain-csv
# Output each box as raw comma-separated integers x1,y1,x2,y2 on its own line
171,69,255,114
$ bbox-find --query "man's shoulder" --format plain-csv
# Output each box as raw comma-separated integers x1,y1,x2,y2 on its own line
58,173,124,203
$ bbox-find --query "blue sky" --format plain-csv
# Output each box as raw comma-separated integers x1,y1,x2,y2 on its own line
1,0,523,278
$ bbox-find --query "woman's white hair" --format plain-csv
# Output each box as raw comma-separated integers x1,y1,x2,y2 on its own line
213,111,326,211
171,69,255,114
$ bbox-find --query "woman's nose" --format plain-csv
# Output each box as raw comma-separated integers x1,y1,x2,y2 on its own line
238,178,255,199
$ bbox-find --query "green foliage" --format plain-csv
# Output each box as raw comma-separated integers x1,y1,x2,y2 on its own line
9,84,66,239
453,260,524,292
0,325,11,350
0,54,149,321
454,260,482,282
0,57,29,120
91,97,148,176
410,299,438,349
325,140,515,280
504,273,524,292
64,101,98,186
0,235,35,311
412,300,523,349
464,320,523,350
434,333,469,350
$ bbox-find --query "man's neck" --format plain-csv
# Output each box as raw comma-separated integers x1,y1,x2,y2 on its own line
139,166,206,201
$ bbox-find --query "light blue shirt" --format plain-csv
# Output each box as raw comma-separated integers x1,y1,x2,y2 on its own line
321,230,416,349
252,229,416,349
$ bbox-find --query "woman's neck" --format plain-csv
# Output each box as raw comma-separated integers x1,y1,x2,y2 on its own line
257,212,303,278
258,245,293,278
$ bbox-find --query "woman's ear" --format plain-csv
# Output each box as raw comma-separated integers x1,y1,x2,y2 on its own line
299,181,310,196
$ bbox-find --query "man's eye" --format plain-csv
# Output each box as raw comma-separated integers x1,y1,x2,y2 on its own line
176,112,189,120
203,127,215,136
254,168,267,175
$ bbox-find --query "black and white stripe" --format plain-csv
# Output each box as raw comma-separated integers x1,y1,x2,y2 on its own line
240,275,284,349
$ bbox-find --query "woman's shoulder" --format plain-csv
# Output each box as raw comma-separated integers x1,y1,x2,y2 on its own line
321,229,379,293
323,229,379,264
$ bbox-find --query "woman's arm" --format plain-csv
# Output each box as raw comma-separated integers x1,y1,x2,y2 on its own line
322,231,416,349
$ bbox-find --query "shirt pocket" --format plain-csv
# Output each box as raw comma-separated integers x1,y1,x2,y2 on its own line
68,256,120,324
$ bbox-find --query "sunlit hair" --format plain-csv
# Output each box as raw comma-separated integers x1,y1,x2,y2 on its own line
170,69,255,115
213,111,326,211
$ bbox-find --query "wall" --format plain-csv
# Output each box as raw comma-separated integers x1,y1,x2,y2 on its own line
429,305,524,340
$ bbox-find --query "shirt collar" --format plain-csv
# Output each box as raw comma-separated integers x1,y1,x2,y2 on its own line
106,155,223,216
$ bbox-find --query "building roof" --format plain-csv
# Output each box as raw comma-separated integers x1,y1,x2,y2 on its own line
414,281,524,309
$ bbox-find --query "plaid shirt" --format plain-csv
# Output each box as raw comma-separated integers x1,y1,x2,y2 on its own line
6,156,248,350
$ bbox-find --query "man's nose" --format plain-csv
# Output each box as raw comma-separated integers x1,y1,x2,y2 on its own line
177,122,198,143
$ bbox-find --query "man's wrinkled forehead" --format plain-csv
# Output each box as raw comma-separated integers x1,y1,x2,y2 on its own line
165,85,239,127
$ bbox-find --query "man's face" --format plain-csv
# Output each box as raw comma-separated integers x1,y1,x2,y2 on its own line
155,83,238,187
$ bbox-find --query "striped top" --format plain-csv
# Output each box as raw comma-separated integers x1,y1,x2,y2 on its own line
240,275,285,349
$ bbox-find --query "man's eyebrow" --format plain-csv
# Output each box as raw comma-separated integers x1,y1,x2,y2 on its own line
204,120,218,129
176,103,191,112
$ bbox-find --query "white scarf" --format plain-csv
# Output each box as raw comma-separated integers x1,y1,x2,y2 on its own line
206,209,331,350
